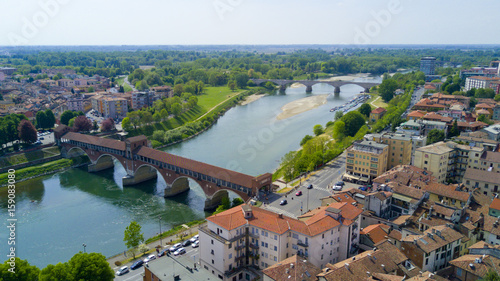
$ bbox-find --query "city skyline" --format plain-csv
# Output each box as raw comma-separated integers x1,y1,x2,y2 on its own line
1,0,500,46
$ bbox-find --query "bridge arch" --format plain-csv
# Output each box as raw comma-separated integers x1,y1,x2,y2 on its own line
123,163,161,186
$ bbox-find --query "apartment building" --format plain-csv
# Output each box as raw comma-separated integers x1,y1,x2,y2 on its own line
370,107,386,122
345,140,388,183
423,182,471,209
414,142,454,183
420,57,436,75
91,95,128,119
57,79,75,88
131,91,160,110
449,254,500,281
370,132,413,170
463,168,500,197
199,204,362,281
401,225,463,272
465,76,500,92
67,98,84,112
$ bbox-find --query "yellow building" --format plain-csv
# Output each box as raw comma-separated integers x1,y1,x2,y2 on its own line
414,141,454,183
424,182,471,209
370,132,413,170
90,95,128,119
369,107,387,122
345,140,388,183
0,100,15,110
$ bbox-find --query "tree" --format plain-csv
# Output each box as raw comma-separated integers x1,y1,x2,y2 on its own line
427,129,445,145
68,117,76,128
481,270,500,281
119,85,124,93
235,73,249,88
281,151,297,182
39,263,72,281
121,117,132,131
358,103,371,118
228,81,236,91
100,118,115,132
341,111,366,137
232,198,244,207
73,116,92,132
127,111,141,129
139,111,153,125
313,124,324,136
173,84,183,96
448,119,459,138
60,110,75,126
334,110,343,121
300,135,313,146
0,257,40,281
171,103,182,117
160,108,169,121
153,112,161,123
378,78,398,102
92,120,99,131
332,120,345,140
495,94,500,102
67,252,114,281
87,86,95,93
44,109,56,128
36,111,48,129
124,221,144,258
18,119,37,144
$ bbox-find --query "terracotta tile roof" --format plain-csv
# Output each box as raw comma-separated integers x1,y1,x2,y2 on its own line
476,103,495,109
370,273,404,281
449,255,500,279
319,241,414,281
491,198,500,211
373,165,435,186
482,215,500,236
406,271,448,281
263,255,322,281
136,146,258,188
63,131,126,150
206,206,247,231
387,182,426,200
371,107,387,114
464,168,500,186
401,225,463,253
476,109,491,115
423,182,470,202
391,215,411,226
407,110,426,118
481,151,500,163
388,229,402,241
360,224,389,245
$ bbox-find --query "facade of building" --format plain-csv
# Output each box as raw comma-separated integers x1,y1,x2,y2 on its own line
463,168,500,197
465,76,500,92
199,204,362,281
370,107,387,122
91,95,128,119
401,225,463,272
420,57,436,75
414,142,454,183
0,100,15,110
345,140,389,183
67,98,84,112
449,254,500,281
370,132,413,170
131,91,160,110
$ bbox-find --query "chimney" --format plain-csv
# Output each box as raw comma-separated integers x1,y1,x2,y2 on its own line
278,213,283,219
381,264,386,271
344,263,350,270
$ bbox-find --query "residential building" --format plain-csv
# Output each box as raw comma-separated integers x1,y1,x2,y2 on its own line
316,240,420,281
364,191,392,219
57,79,75,88
262,255,321,281
67,97,84,112
0,99,15,110
482,124,500,141
480,215,500,245
131,91,161,110
370,107,387,122
477,151,500,172
401,225,463,272
359,224,390,250
493,104,500,120
0,67,17,75
463,168,500,197
91,95,128,119
345,140,389,183
420,57,436,75
384,182,427,218
199,204,362,281
414,142,454,183
489,198,500,217
407,110,426,121
454,135,498,151
370,132,413,170
423,182,471,209
0,72,5,81
373,165,436,190
449,254,500,281
460,67,499,79
465,76,500,92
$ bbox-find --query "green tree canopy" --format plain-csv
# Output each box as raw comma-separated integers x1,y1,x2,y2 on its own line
378,78,398,102
67,252,114,281
358,103,371,118
60,111,75,126
44,109,56,128
300,135,313,146
332,120,345,141
313,124,324,136
341,111,366,137
0,257,40,281
334,110,343,121
427,129,445,145
124,221,144,258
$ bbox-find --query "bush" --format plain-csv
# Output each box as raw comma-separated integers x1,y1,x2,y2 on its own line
115,261,122,266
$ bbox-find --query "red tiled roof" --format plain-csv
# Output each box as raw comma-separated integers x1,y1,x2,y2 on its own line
423,182,470,202
490,198,500,211
63,132,126,150
360,224,389,244
371,107,387,114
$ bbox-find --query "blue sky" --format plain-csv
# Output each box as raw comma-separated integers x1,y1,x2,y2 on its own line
0,0,499,45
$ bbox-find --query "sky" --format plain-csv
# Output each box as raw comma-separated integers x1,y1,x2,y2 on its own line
0,0,499,46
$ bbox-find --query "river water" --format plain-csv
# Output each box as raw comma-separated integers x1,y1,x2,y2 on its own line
0,77,381,268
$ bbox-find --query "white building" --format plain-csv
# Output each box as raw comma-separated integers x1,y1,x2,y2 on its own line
199,203,362,281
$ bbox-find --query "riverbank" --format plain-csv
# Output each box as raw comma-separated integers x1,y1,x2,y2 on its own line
276,94,328,120
240,93,266,105
319,73,372,82
0,156,89,187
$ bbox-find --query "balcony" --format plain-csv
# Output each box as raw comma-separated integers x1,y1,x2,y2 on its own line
352,223,358,231
351,233,358,241
235,244,245,251
235,254,246,262
297,240,309,247
249,243,259,250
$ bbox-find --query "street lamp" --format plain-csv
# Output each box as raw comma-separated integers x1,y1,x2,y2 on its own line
82,243,86,253
159,216,163,246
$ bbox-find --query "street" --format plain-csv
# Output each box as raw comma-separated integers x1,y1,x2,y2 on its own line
262,153,347,218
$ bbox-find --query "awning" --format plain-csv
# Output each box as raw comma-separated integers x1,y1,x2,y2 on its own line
343,173,370,183
392,193,413,202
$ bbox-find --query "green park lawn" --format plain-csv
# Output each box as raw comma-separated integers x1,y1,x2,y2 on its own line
0,146,61,167
115,77,132,92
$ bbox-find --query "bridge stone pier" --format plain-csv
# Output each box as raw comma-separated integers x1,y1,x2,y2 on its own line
250,79,380,94
55,126,272,210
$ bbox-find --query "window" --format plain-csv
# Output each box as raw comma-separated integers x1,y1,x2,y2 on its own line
211,240,214,245
274,246,277,251
212,259,214,264
229,253,232,259
456,268,462,277
274,235,277,240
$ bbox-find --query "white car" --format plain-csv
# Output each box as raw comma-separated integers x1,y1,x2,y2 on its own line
143,254,156,263
173,248,186,256
189,234,199,243
333,184,343,191
116,266,129,276
192,240,199,248
169,243,182,252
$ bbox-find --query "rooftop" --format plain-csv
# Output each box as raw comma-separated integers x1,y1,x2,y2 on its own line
464,168,500,185
416,141,453,155
449,255,500,279
401,225,463,254
263,255,322,281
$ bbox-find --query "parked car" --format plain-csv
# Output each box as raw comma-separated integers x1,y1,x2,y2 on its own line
116,266,129,276
189,234,199,243
280,199,287,205
307,184,313,189
333,184,343,191
295,191,302,196
130,260,144,270
158,249,169,257
143,254,156,263
169,243,182,252
192,241,200,248
182,240,191,247
358,186,368,191
173,248,186,256
336,181,345,186
39,137,44,140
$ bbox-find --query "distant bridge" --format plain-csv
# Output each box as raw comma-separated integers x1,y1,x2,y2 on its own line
250,79,381,93
55,127,272,210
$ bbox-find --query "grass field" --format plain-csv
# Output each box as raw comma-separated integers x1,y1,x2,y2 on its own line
115,77,132,92
366,94,388,109
0,146,61,167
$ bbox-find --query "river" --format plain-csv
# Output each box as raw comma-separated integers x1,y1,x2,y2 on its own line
0,76,381,268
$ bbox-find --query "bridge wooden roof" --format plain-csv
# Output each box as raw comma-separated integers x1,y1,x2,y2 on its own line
63,132,126,150
135,146,257,188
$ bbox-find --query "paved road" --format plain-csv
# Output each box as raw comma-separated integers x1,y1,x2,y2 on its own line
114,245,200,281
262,153,347,218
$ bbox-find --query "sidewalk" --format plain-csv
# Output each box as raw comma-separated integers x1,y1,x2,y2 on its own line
106,224,202,270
